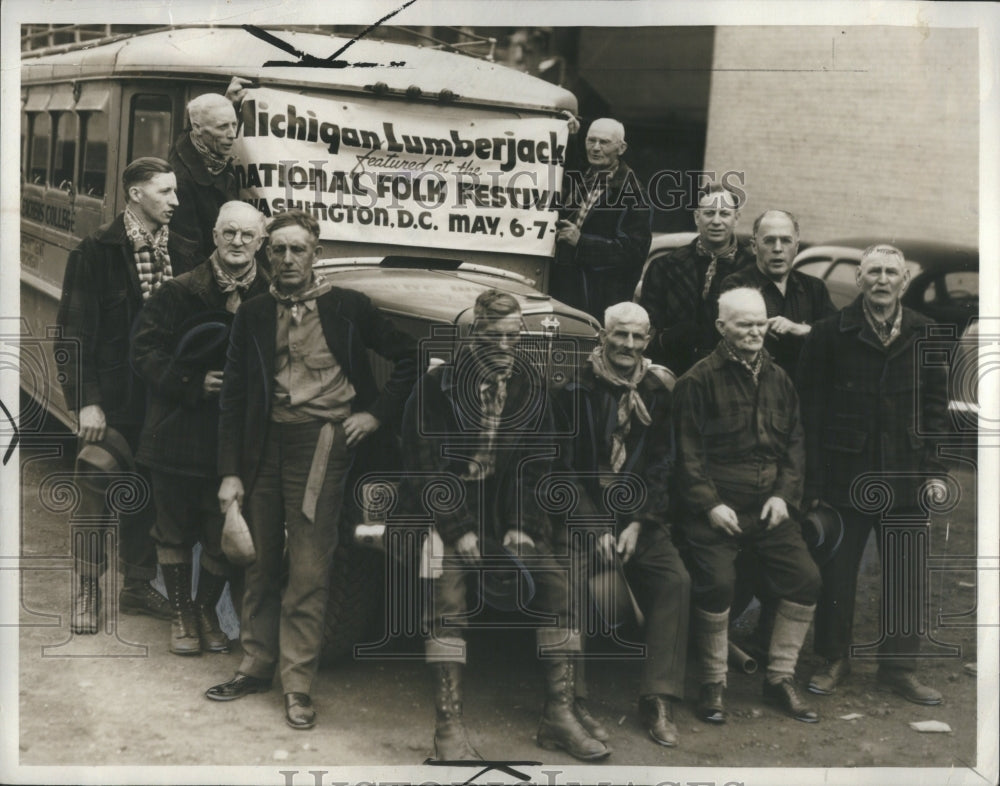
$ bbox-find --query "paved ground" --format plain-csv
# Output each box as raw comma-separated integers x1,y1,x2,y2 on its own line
13,442,985,777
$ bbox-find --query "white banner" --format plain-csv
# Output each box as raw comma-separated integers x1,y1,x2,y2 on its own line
233,87,568,256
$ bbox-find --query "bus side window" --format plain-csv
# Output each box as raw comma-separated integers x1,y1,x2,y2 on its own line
21,111,28,183
52,111,78,192
27,112,51,186
79,111,108,198
129,94,173,161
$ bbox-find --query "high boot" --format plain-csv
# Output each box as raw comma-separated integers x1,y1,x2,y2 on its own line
536,659,610,761
71,572,101,635
573,659,610,742
194,568,230,653
161,563,200,656
431,662,482,761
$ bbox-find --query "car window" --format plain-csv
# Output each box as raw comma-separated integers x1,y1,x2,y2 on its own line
824,259,859,308
794,259,831,279
943,271,978,302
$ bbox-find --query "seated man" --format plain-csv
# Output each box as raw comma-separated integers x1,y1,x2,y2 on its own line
402,290,609,762
672,287,821,725
551,302,690,748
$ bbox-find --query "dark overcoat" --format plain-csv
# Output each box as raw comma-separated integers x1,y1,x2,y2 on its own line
168,132,239,260
797,296,949,509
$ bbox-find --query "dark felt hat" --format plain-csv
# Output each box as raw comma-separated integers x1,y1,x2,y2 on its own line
801,501,845,566
173,310,233,368
588,554,645,629
478,539,537,613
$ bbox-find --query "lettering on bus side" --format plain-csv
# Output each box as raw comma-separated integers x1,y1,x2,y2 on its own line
21,196,75,234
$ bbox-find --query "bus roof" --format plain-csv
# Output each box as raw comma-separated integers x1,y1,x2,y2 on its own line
21,26,578,115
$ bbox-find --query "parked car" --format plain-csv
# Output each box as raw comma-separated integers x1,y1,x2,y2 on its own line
792,237,979,332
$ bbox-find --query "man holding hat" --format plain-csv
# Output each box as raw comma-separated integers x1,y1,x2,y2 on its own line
131,201,271,656
206,209,417,731
551,301,690,748
401,289,608,762
56,157,199,633
673,287,821,725
799,243,950,704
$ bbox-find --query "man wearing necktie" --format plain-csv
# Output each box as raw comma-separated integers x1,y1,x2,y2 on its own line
205,209,417,731
131,201,271,657
550,118,652,321
639,183,755,376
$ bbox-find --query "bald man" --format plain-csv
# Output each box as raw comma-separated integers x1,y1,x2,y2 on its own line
131,201,271,656
168,92,241,260
673,288,820,725
550,118,652,320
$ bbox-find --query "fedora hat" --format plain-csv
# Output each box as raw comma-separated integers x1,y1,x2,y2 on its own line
76,427,135,478
801,501,844,566
478,539,537,613
172,310,233,368
588,554,645,629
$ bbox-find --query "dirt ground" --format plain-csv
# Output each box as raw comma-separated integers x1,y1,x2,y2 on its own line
13,442,985,777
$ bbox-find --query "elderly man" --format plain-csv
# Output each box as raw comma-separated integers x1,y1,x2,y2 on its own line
56,157,198,632
673,288,821,724
205,209,417,730
640,183,755,376
552,302,690,747
169,92,240,259
131,201,270,656
721,210,837,379
799,244,949,705
402,290,609,762
550,118,652,321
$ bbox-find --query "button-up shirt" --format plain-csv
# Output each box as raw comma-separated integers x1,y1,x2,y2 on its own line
271,298,355,423
673,342,805,512
721,266,837,379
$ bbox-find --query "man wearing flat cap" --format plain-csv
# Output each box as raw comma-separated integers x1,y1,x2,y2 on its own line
131,200,271,657
206,209,417,731
56,156,199,633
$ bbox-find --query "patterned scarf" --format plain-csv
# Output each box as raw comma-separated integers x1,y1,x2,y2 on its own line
722,340,764,385
190,131,231,176
572,165,617,228
696,235,739,300
589,345,652,472
862,298,903,347
210,252,257,313
269,274,333,325
123,206,172,300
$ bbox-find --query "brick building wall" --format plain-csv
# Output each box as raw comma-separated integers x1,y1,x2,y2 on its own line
703,26,978,245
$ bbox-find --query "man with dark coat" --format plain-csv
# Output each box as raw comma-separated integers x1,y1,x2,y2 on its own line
168,92,240,260
550,118,652,321
552,301,690,748
131,201,270,657
721,209,837,379
205,209,417,731
402,290,609,762
639,183,755,376
800,244,950,705
56,157,198,633
673,287,821,726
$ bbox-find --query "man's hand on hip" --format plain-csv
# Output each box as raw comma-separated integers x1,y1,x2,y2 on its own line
343,412,380,448
78,404,106,443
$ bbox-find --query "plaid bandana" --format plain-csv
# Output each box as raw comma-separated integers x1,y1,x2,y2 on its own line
210,251,257,313
572,165,617,228
722,340,764,385
190,131,231,176
696,236,739,300
589,345,652,472
123,206,172,300
862,298,903,347
463,369,510,481
269,274,333,325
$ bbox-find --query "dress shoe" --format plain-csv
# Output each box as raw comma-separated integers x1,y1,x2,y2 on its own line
285,692,316,730
638,694,679,747
119,579,172,621
205,673,272,702
697,682,726,724
808,658,851,695
877,669,943,706
763,678,819,723
574,698,610,742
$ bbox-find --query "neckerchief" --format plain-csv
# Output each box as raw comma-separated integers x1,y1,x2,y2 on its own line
572,164,618,228
209,251,257,313
696,235,739,300
269,274,333,325
190,131,231,176
722,340,764,385
862,298,903,347
589,345,652,472
123,206,172,300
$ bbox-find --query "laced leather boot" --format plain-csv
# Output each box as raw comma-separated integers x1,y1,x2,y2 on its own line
161,563,200,655
431,662,481,761
536,659,610,761
194,569,230,653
